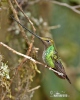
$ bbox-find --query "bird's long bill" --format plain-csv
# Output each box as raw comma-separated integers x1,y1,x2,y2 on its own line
10,16,45,44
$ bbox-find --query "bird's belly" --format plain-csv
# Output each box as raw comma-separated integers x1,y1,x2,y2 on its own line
42,51,54,68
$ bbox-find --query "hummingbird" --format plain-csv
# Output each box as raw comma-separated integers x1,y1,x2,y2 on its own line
11,16,71,84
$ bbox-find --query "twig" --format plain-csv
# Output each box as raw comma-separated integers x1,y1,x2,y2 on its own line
48,25,60,30
27,85,40,92
8,0,30,45
74,5,80,9
46,0,80,14
14,0,36,32
17,43,34,70
13,0,36,69
0,42,64,76
49,67,63,76
0,42,36,63
13,0,35,53
1,92,7,100
8,0,35,72
28,0,40,5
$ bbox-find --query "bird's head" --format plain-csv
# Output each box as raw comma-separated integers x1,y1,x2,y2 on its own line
40,37,54,47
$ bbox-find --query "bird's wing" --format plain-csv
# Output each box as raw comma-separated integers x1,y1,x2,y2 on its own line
52,53,71,84
51,50,65,77
53,58,66,78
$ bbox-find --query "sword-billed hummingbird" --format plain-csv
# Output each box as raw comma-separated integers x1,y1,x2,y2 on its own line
11,16,71,84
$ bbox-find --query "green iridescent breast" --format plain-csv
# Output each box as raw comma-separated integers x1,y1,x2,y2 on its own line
42,45,55,68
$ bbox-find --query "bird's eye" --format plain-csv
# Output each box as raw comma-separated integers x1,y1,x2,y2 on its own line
46,40,50,43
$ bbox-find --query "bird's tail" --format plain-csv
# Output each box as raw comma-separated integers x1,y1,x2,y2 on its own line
66,75,71,84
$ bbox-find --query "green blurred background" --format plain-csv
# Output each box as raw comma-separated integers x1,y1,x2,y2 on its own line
0,0,80,100
32,1,80,100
